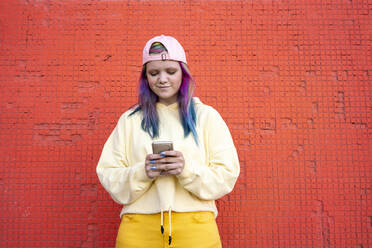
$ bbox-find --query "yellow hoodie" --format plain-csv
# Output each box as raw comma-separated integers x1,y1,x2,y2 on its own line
96,97,240,218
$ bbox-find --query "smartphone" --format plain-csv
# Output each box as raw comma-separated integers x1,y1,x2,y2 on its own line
152,141,173,154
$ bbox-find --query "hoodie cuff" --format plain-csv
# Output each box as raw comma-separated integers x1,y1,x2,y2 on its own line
176,159,197,185
133,162,154,183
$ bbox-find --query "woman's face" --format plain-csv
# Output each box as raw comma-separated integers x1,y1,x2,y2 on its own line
146,60,182,105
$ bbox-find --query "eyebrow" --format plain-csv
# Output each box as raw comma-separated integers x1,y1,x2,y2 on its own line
147,66,179,72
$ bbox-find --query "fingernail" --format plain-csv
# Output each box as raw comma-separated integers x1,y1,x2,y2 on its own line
150,160,155,164
160,152,165,157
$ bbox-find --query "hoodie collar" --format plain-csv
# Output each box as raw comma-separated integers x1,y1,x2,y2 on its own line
156,101,179,110
156,97,202,111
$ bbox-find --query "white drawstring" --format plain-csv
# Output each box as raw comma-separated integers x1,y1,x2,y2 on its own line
160,210,164,234
160,208,172,245
168,207,172,245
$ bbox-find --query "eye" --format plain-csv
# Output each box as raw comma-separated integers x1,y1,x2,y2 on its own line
167,70,177,75
148,71,158,76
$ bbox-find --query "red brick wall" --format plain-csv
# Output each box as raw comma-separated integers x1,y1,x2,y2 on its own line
0,0,371,247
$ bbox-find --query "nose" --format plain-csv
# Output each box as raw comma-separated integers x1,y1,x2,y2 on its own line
158,71,167,84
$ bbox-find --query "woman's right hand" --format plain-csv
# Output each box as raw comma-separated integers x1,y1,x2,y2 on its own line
145,154,163,179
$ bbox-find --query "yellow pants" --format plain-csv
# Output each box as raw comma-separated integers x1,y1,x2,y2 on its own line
116,211,222,248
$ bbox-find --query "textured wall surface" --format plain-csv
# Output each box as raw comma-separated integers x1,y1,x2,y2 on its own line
0,0,371,247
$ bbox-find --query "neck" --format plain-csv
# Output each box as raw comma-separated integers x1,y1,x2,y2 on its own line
158,96,178,106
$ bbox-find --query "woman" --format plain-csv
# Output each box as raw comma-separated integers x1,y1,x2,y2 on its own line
96,35,240,248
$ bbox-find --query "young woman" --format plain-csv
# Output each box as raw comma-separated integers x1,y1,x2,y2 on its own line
96,35,240,248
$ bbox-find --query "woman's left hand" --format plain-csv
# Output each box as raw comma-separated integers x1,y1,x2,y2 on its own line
155,150,185,176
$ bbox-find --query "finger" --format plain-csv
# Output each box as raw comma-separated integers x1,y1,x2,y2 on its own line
160,150,182,157
146,162,161,171
161,167,183,175
155,155,183,163
146,171,161,179
156,162,183,171
153,162,173,171
145,165,162,179
146,159,157,166
145,158,164,167
146,154,163,160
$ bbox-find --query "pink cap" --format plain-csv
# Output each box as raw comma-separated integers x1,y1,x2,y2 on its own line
142,35,187,65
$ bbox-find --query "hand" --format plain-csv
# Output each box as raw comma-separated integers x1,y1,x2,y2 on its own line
145,151,185,179
145,153,163,179
156,150,185,176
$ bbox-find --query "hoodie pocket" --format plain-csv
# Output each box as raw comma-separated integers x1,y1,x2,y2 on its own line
122,214,139,223
191,212,214,224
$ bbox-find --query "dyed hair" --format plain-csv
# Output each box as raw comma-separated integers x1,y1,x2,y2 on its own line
130,62,198,144
149,42,168,54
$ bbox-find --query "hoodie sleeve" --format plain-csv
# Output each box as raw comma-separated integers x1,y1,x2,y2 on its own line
96,113,153,205
176,107,240,200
